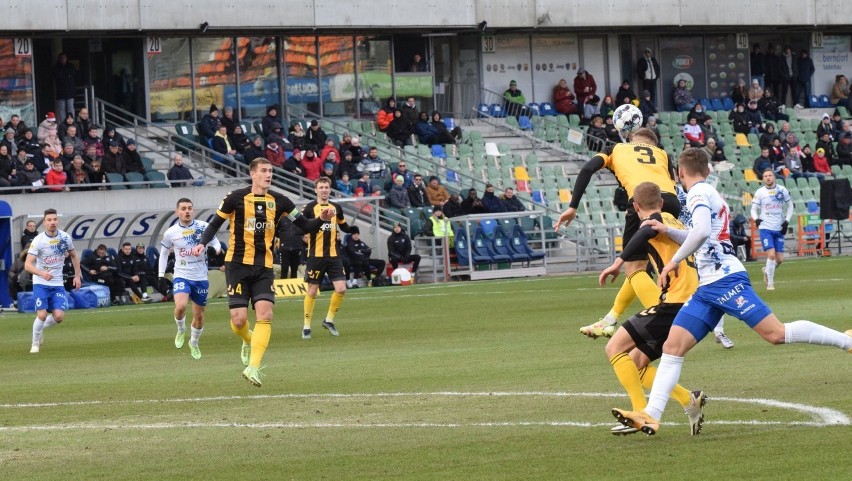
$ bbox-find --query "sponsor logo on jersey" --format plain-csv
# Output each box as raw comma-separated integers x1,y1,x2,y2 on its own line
245,217,270,232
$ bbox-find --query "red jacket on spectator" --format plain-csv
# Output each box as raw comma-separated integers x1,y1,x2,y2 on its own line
264,143,285,167
320,144,340,164
553,83,577,114
301,151,323,181
376,99,397,132
813,150,832,174
45,167,67,191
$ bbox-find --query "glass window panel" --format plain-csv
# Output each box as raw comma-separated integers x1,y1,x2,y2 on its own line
193,37,237,121
284,36,320,116
237,37,280,121
394,75,434,117
147,38,192,122
356,37,392,118
0,40,35,126
319,36,355,118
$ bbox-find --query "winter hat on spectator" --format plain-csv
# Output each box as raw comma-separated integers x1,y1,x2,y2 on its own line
5,128,15,135
349,225,360,234
822,113,831,120
266,104,279,115
644,48,652,54
271,122,283,131
324,162,334,171
109,140,120,147
136,242,144,248
394,174,405,184
817,147,825,155
45,112,56,122
351,137,360,146
642,90,651,97
577,67,586,75
509,80,517,86
209,104,219,114
310,120,319,127
126,138,136,146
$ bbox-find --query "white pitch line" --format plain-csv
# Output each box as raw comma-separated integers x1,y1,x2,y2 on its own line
2,391,847,430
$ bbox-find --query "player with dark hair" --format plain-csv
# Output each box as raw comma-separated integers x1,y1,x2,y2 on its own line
192,158,333,386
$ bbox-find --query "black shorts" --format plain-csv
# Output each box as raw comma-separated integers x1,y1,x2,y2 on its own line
622,192,682,262
225,262,276,309
621,302,683,362
304,257,347,285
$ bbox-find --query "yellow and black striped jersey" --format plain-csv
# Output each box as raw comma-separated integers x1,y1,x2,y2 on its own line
646,212,698,304
215,186,300,268
597,142,676,197
303,200,347,258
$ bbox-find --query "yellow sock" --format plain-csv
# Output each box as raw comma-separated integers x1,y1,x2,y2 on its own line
610,353,647,411
249,320,271,369
608,279,637,320
326,291,345,322
628,270,661,309
303,294,317,329
639,365,692,408
230,320,252,343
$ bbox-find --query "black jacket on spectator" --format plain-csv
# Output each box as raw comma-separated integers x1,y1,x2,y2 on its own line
167,164,193,186
408,183,429,207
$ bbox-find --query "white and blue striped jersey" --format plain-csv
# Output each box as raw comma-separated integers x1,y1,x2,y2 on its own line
685,182,746,285
159,220,221,281
28,230,75,287
751,184,793,232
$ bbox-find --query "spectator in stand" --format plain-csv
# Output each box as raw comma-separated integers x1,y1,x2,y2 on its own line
386,110,414,147
220,106,237,135
414,111,439,145
123,139,145,174
390,161,413,188
758,88,789,123
636,48,660,105
83,125,103,158
261,104,281,138
356,172,371,194
82,244,125,305
745,99,763,134
212,124,240,164
305,120,327,152
288,121,306,151
45,158,67,192
338,132,354,155
409,53,427,72
264,136,285,168
319,137,340,165
243,135,265,164
812,147,832,174
57,114,77,141
387,221,420,273
599,95,616,120
729,102,751,135
425,175,449,208
167,153,194,186
645,116,662,144
443,192,464,217
502,187,526,212
795,49,815,108
37,112,57,143
321,163,337,184
753,147,773,179
586,114,607,152
731,79,748,105
638,90,657,125
343,226,385,285
615,80,636,107
729,214,755,262
604,115,621,143
4,114,28,141
18,129,39,156
431,111,462,144
583,95,601,125
837,132,852,166
704,138,727,164
346,136,365,164
750,44,765,87
573,68,597,111
16,158,43,192
503,80,528,118
672,79,695,112
768,137,788,177
816,132,837,165
102,140,127,175
424,205,454,243
117,242,150,303
831,75,850,110
461,187,486,215
759,123,779,149
377,98,397,133
88,159,106,188
701,116,723,147
197,104,220,143
82,143,99,165
31,143,53,173
57,142,76,169
683,117,705,147
13,147,28,177
66,155,93,191
336,172,353,195
387,174,411,209
75,108,91,137
400,96,419,128
357,147,388,191
103,126,123,146
53,53,77,121
687,102,708,124
816,113,834,141
0,144,15,188
748,79,764,102
831,112,845,140
408,173,428,207
300,148,323,181
553,79,577,115
779,45,796,105
282,149,303,176
338,150,358,179
766,44,781,102
785,138,822,182
269,123,291,150
63,124,83,154
230,124,250,156
481,183,507,213
20,220,38,251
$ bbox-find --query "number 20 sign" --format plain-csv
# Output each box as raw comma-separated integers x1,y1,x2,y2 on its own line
14,38,31,57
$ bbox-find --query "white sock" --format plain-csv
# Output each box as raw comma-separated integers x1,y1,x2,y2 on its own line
765,259,777,285
784,320,852,350
714,317,725,335
32,317,45,345
190,326,203,347
602,313,618,325
44,314,58,328
175,317,186,333
644,353,684,421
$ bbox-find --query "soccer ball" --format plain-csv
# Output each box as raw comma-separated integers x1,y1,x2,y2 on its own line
612,104,643,139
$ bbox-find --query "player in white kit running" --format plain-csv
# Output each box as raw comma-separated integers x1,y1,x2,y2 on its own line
158,198,222,360
751,169,794,290
25,208,82,353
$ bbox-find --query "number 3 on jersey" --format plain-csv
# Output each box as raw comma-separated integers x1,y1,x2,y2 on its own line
634,146,657,164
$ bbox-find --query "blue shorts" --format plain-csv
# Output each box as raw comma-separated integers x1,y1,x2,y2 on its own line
172,278,209,307
32,285,69,313
759,228,785,253
673,272,772,342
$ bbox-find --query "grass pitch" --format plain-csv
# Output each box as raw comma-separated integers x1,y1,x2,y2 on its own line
1,257,851,480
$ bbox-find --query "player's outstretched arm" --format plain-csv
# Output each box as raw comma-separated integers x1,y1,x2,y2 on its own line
194,215,227,255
